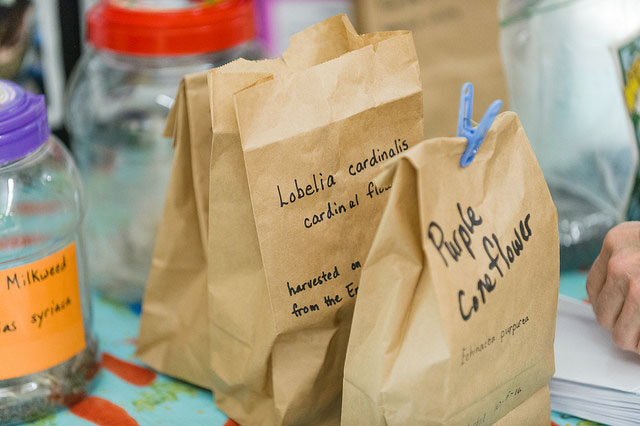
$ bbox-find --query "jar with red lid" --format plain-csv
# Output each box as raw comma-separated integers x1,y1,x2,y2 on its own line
66,0,262,302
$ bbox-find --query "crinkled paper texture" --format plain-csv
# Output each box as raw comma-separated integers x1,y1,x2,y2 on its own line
343,113,559,425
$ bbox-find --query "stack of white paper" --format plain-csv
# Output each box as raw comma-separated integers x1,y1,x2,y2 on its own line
551,296,640,425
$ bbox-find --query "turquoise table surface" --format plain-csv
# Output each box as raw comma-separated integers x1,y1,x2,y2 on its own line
24,272,604,426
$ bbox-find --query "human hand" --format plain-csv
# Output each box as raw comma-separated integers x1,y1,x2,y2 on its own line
586,221,640,354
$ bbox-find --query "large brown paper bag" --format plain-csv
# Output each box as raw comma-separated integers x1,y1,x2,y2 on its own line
135,15,395,392
136,71,213,388
355,0,508,139
342,112,559,425
207,16,423,424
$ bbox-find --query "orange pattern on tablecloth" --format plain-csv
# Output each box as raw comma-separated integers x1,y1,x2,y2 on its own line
101,352,156,386
70,396,138,426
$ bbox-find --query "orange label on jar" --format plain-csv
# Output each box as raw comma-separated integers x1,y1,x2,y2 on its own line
0,242,86,380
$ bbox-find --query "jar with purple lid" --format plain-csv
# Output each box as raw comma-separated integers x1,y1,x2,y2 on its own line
0,80,97,424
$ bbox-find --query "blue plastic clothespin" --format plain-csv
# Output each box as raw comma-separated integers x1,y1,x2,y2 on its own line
457,82,503,167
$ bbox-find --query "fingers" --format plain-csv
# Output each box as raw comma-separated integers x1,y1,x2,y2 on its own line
586,222,640,353
593,269,627,331
586,252,608,306
586,223,631,306
611,282,640,353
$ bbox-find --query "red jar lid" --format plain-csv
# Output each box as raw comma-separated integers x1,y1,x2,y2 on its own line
87,0,256,56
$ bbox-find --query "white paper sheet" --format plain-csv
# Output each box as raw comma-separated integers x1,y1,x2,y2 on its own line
554,295,640,393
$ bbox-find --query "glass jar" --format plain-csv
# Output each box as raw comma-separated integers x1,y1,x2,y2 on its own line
0,80,97,424
66,0,262,303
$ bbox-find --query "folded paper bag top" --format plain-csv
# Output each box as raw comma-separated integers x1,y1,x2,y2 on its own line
342,112,559,425
206,15,423,425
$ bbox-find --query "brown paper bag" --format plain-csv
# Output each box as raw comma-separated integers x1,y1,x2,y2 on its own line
207,15,423,424
136,71,213,389
494,385,550,426
342,112,559,425
355,0,508,139
136,15,394,394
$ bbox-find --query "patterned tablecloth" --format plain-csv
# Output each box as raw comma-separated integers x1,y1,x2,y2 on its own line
24,272,605,426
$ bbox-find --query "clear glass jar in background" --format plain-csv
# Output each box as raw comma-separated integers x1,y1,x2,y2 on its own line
66,0,263,303
499,0,640,270
0,80,97,424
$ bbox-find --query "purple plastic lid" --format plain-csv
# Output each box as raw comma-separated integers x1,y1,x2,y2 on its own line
0,80,50,164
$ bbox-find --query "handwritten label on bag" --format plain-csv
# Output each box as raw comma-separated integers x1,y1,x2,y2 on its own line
272,139,409,323
276,139,408,229
426,202,533,321
0,242,86,379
